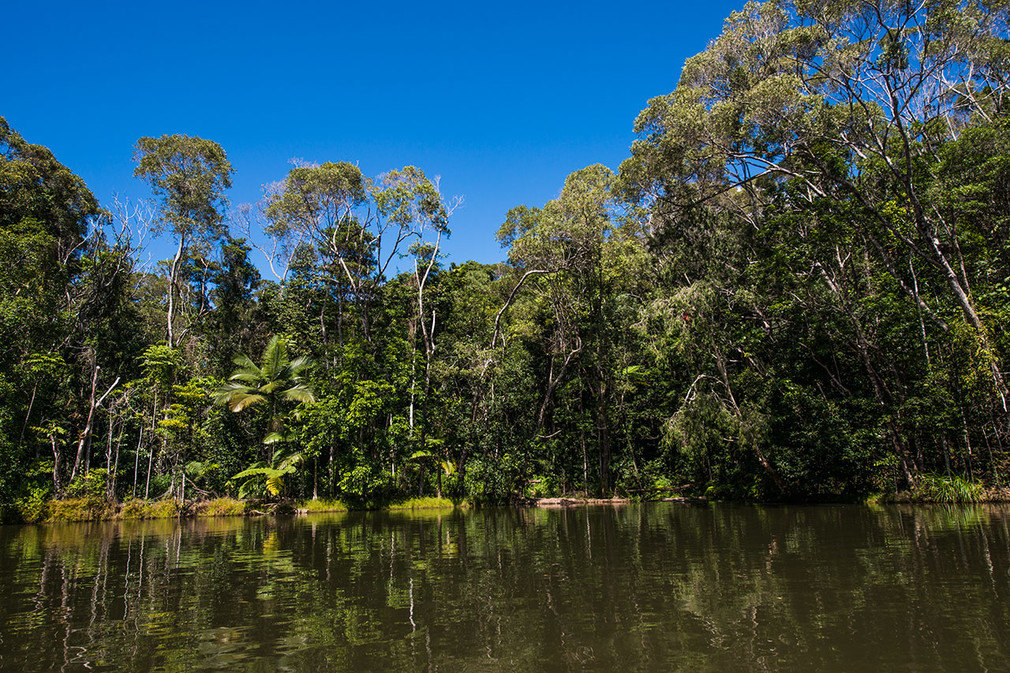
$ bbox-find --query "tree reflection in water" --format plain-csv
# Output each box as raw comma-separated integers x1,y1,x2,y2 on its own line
0,504,1008,672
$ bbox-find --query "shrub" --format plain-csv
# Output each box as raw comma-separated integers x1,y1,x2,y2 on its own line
16,487,50,523
119,498,180,519
339,464,394,507
119,498,150,519
145,500,181,518
526,475,557,499
66,468,108,500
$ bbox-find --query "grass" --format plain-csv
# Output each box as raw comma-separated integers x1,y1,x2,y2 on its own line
877,474,987,504
195,497,247,517
297,498,348,513
48,497,117,522
119,498,180,519
388,496,456,511
912,474,985,503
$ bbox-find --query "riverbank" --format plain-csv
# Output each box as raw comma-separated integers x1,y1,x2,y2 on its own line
7,478,1010,525
529,496,708,507
12,494,668,524
3,495,460,525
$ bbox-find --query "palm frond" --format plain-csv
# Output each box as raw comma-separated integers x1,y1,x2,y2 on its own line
213,382,252,405
231,353,260,373
281,386,316,404
229,368,264,384
229,392,267,412
232,466,278,480
261,335,288,380
288,355,312,375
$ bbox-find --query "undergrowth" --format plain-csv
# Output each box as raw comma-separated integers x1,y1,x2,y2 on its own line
195,497,246,517
298,498,348,513
388,496,456,510
912,474,984,503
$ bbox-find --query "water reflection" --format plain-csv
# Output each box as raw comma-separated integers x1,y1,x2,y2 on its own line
0,504,1008,672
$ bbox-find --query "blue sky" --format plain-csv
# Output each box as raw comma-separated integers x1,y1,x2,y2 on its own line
6,0,742,270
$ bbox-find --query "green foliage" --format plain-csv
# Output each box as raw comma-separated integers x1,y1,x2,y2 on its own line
297,498,348,513
66,469,108,500
48,497,116,522
339,462,395,507
910,475,985,504
231,449,304,499
119,498,180,519
15,487,50,523
214,334,315,436
527,475,558,499
133,134,233,240
388,497,455,510
194,497,246,517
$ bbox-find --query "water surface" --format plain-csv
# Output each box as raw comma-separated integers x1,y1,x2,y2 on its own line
0,503,1008,671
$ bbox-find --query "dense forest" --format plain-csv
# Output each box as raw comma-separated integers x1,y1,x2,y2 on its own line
4,0,1010,519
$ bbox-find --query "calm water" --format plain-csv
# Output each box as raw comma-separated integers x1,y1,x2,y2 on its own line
0,504,1008,672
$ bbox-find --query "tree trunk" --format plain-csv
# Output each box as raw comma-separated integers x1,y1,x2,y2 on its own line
166,235,186,347
70,363,100,485
132,426,143,498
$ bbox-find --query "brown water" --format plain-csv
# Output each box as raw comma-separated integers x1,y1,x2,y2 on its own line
0,503,1008,672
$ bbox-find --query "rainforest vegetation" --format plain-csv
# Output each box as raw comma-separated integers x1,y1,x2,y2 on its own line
4,0,1010,520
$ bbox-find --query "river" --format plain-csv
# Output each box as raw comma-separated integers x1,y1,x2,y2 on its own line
0,503,1008,671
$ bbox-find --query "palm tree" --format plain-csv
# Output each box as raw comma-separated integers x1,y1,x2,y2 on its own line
214,335,315,442
231,447,304,498
215,336,315,499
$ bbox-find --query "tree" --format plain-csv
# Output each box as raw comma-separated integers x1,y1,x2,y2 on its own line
214,335,315,445
264,162,452,341
620,0,1010,406
134,135,233,347
495,165,648,494
0,117,135,508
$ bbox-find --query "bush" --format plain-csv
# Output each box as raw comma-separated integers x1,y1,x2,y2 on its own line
339,464,394,507
66,468,108,500
464,454,524,504
16,487,50,523
526,475,557,499
119,498,150,519
119,498,180,519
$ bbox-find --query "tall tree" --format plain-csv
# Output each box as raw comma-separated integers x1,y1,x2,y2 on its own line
264,162,451,341
620,0,1010,404
133,135,233,347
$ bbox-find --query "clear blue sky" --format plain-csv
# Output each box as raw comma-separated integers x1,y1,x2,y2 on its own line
6,0,742,269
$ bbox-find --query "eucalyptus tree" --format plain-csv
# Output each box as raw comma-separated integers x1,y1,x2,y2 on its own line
263,162,451,343
617,0,1010,489
496,165,646,494
133,134,233,347
620,0,1010,404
